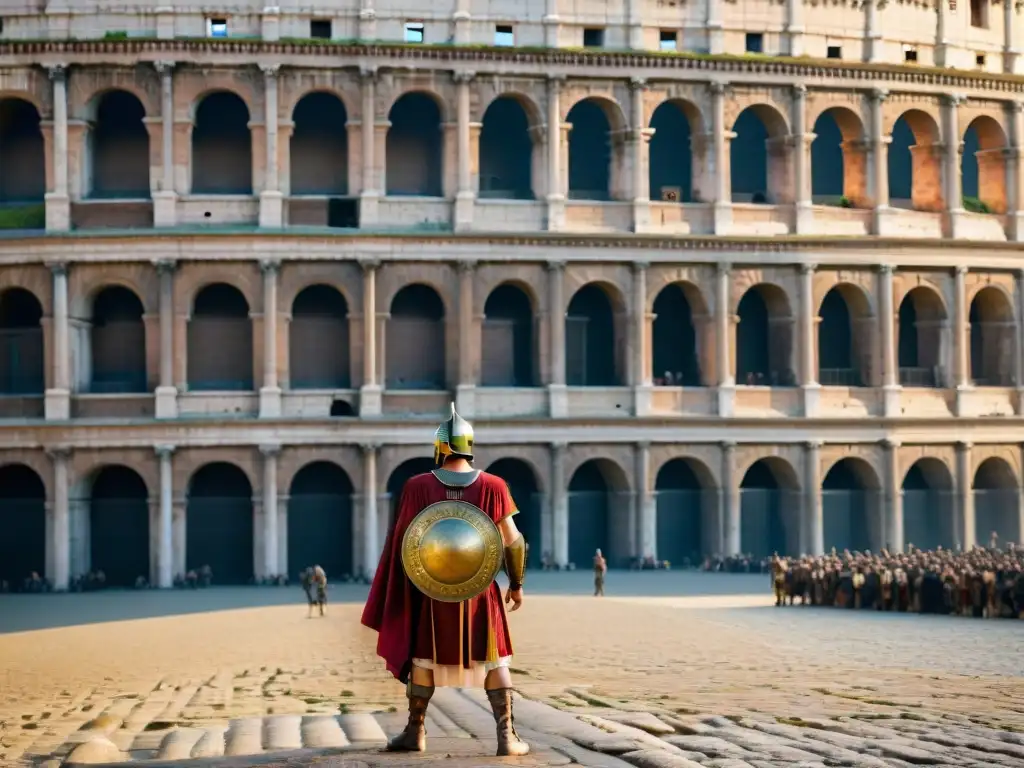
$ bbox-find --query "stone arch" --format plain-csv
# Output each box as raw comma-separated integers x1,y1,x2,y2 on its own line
486,457,542,568
888,109,943,212
385,456,436,529
291,91,348,196
290,284,350,389
0,97,45,205
567,457,630,568
901,457,956,551
566,282,625,386
821,457,880,554
187,283,253,391
818,284,872,387
0,463,46,589
479,95,535,200
386,283,446,390
191,91,252,195
652,282,704,386
739,457,800,557
481,282,536,386
86,465,150,587
386,92,443,197
566,97,626,201
969,285,1015,386
649,100,698,203
87,285,147,393
897,285,947,388
0,287,44,395
87,90,150,199
961,115,1007,214
972,457,1020,548
186,462,254,584
287,461,355,581
655,457,716,567
731,104,790,204
736,283,795,387
811,107,867,207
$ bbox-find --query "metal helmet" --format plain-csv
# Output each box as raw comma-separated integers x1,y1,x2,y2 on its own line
433,402,474,465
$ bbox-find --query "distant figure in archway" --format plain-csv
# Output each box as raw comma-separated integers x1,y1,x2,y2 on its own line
593,548,607,596
312,564,327,616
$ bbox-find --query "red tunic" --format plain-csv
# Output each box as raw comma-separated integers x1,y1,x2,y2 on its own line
360,470,516,683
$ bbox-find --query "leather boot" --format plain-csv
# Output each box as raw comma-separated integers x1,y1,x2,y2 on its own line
486,688,530,756
386,683,433,752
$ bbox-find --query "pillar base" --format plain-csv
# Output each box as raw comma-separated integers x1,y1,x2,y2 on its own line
882,383,902,418
259,190,285,229
786,27,805,56
865,32,882,62
633,384,654,416
454,191,475,232
946,207,967,239
360,384,383,417
152,190,178,228
1016,387,1024,415
1007,211,1024,242
360,191,380,228
548,383,568,418
632,199,652,233
717,383,735,418
1005,47,1021,74
794,201,814,235
45,388,70,420
872,204,894,236
546,194,566,232
259,386,283,418
954,384,973,417
802,382,821,417
712,202,732,235
707,22,724,54
45,193,71,233
455,383,476,418
155,385,178,419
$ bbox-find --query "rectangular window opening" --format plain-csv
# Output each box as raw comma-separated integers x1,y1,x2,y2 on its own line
745,33,764,53
976,52,986,67
659,30,678,51
495,24,514,46
970,0,986,27
207,17,229,38
404,22,425,44
310,19,332,39
583,27,605,48
0,19,5,35
903,45,918,63
827,45,841,59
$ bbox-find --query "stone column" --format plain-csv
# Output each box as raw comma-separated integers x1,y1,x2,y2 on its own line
785,0,805,54
869,89,890,234
259,260,282,417
800,263,820,416
546,76,566,231
636,442,655,559
884,438,903,552
359,67,380,226
792,85,814,233
45,64,70,232
1016,269,1024,410
50,448,70,591
953,266,971,415
1005,0,1020,73
1008,103,1024,241
360,258,382,416
716,262,735,417
454,71,476,231
721,441,740,556
710,83,733,234
630,78,651,233
155,259,177,418
456,260,477,415
548,261,567,417
935,0,950,66
706,0,723,52
865,0,881,62
156,445,174,588
46,262,70,420
152,61,177,227
261,444,280,577
879,265,900,416
805,441,823,556
957,441,975,551
943,95,965,237
259,65,284,228
551,442,569,567
632,261,652,415
361,444,379,578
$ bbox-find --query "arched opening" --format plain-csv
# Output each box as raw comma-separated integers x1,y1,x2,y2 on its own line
818,285,872,387
479,96,534,200
973,458,1020,547
655,458,714,567
386,284,445,389
88,465,150,587
969,287,1015,386
0,464,46,590
897,286,947,388
186,463,254,584
648,101,694,203
0,98,46,207
89,90,150,199
187,284,253,391
566,283,620,386
736,284,795,387
811,108,866,207
290,92,349,196
0,287,44,395
740,458,799,558
386,457,436,528
289,285,350,389
481,283,535,386
386,93,442,196
191,92,252,194
88,286,147,393
287,461,354,581
961,116,1007,214
731,105,788,204
822,458,879,553
901,459,956,550
567,99,614,201
486,458,542,568
888,110,942,212
568,459,629,568
652,283,703,386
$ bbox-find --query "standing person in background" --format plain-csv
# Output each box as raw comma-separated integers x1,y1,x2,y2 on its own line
312,565,328,616
593,549,607,596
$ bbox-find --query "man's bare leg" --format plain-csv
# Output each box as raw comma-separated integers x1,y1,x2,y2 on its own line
386,667,434,752
485,668,530,756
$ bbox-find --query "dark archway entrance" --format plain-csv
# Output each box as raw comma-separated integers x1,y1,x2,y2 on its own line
387,284,445,389
736,284,795,387
90,286,147,393
740,459,798,558
0,97,46,206
651,283,702,386
818,285,871,387
188,283,253,391
648,101,694,202
479,97,534,199
969,287,1015,386
902,459,955,550
566,284,619,386
0,287,44,395
386,457,436,527
655,458,712,567
386,93,443,196
290,92,348,196
89,90,150,198
566,99,613,200
482,284,535,386
89,465,150,587
897,287,946,388
186,463,254,584
287,461,354,581
289,284,350,389
821,459,877,553
486,458,541,568
972,458,1020,547
191,92,252,194
0,463,46,589
567,459,628,568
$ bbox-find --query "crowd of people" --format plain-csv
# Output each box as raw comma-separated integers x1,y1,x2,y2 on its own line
771,544,1024,618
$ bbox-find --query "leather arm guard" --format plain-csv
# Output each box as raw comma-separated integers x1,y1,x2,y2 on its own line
504,534,527,591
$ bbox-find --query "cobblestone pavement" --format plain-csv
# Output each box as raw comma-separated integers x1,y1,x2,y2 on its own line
0,572,1021,767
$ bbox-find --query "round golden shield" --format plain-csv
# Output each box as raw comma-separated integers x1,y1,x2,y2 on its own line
400,500,503,603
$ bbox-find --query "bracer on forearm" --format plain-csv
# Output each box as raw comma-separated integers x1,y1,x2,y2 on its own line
504,534,527,591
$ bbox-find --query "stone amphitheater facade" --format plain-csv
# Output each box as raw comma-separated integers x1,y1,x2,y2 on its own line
0,0,1023,590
